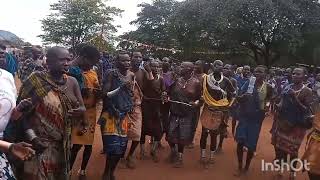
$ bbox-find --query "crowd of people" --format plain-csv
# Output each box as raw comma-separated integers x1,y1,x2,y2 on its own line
0,43,319,180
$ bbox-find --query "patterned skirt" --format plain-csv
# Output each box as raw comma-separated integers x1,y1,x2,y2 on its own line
272,119,307,156
0,152,16,180
100,112,129,156
200,105,224,131
167,113,194,145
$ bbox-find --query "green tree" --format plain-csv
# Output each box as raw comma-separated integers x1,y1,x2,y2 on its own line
121,0,179,49
126,0,320,66
176,0,320,66
39,0,122,48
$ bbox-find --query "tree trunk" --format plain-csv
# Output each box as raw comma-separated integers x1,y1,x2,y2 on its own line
253,49,259,63
264,44,270,67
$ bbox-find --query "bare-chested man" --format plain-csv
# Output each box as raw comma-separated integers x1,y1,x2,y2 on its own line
194,60,205,80
161,57,175,142
125,51,153,169
166,62,202,168
140,60,166,163
186,60,205,149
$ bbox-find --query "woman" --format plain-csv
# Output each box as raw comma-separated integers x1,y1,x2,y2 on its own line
68,45,101,176
235,65,273,176
0,57,36,180
167,62,202,168
302,100,320,180
100,52,134,180
272,67,313,180
17,47,86,180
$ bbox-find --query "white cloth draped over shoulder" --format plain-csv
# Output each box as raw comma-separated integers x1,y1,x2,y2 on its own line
0,68,17,139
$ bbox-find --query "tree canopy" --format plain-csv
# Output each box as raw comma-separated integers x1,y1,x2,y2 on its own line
123,0,320,66
40,0,122,48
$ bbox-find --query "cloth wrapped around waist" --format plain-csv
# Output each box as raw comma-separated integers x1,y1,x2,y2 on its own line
200,105,225,130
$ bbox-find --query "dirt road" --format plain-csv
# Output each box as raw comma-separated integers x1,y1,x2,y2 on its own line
71,117,309,180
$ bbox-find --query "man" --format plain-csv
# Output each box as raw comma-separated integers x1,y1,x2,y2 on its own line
199,60,235,168
161,57,175,145
166,62,202,168
223,64,237,92
125,51,153,169
214,64,237,152
194,60,205,80
240,65,251,87
140,60,165,162
18,47,86,180
235,65,273,176
19,47,45,82
100,52,134,180
186,60,205,149
0,44,7,71
312,73,320,99
0,44,18,76
68,45,101,176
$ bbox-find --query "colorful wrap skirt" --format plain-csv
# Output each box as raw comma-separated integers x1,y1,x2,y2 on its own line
271,119,307,156
100,112,129,157
0,152,16,180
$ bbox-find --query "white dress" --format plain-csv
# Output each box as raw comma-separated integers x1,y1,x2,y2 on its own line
0,68,17,180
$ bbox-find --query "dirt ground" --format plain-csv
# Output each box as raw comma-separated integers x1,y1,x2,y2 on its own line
71,116,309,180
14,77,309,180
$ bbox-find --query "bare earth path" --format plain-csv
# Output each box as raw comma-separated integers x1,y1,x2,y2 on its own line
71,116,309,180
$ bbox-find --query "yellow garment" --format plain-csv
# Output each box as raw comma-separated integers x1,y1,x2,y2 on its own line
258,82,268,110
302,130,320,175
311,131,320,141
71,70,99,145
202,74,231,107
101,112,128,137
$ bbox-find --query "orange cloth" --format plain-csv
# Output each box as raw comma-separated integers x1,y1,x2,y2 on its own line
200,105,224,130
71,70,99,145
302,111,320,175
127,82,143,141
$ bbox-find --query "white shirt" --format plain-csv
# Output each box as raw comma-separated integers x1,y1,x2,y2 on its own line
0,68,17,138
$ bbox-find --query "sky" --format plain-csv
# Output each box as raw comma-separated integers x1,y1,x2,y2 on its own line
0,0,153,45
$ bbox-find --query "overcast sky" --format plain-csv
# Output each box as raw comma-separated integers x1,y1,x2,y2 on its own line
0,0,153,45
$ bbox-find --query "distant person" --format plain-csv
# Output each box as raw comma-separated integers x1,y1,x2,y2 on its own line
18,46,45,82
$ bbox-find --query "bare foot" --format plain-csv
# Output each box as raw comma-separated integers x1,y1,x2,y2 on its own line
216,147,223,154
151,151,160,163
208,157,215,165
200,158,209,169
233,169,243,177
126,156,136,169
173,157,183,168
140,151,148,160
